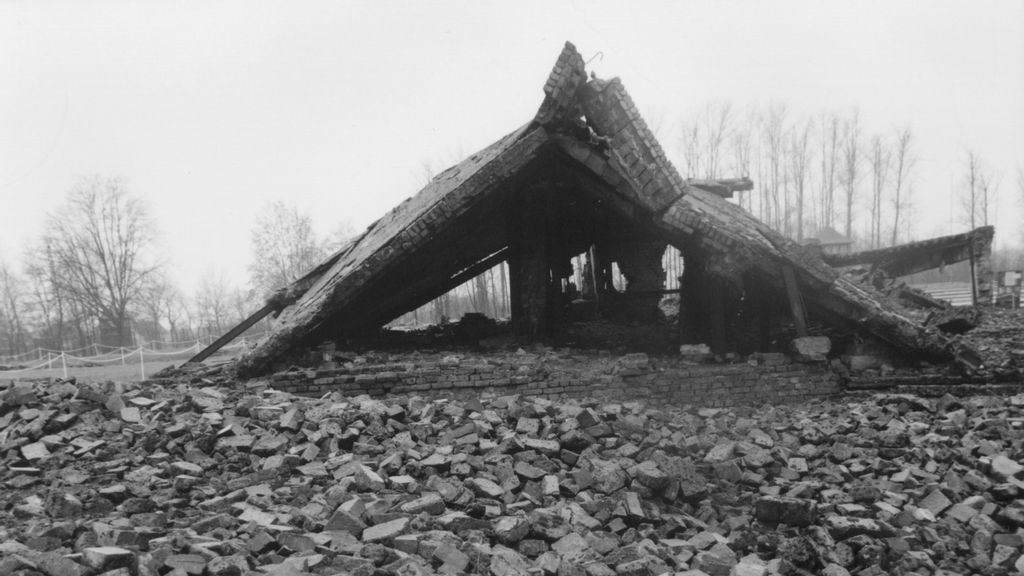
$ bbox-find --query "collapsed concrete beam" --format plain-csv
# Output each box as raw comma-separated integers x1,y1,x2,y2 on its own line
825,227,994,281
686,177,754,199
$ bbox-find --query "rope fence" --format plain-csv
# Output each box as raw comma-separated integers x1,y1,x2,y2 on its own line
0,338,255,379
0,330,269,364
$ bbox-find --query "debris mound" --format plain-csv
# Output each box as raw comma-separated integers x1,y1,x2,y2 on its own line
4,377,1024,575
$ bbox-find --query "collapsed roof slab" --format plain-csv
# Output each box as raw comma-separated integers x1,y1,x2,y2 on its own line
235,124,549,376
232,41,982,377
824,226,994,278
824,227,994,305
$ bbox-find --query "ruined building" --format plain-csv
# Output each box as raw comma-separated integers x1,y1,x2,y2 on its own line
205,43,985,383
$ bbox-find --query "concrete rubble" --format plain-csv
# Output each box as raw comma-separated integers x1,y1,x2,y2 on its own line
4,376,1024,576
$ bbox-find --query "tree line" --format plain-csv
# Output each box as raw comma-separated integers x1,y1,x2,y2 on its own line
0,179,345,358
676,101,1012,248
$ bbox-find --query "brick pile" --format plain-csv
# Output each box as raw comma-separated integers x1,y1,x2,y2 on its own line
269,351,839,407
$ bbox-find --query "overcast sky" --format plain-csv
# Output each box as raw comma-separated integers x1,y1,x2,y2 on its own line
2,0,1022,294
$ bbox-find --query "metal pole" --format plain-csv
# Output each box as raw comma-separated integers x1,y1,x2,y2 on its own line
60,353,67,379
139,347,145,380
969,248,978,307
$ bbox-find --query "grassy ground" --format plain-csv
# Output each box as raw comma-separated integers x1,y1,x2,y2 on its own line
0,350,238,383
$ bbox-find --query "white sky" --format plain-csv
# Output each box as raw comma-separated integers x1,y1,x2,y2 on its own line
2,0,1023,294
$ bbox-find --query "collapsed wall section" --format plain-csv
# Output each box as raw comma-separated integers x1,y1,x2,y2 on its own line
270,353,840,407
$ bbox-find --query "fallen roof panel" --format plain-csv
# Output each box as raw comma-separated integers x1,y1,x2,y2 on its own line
824,226,994,277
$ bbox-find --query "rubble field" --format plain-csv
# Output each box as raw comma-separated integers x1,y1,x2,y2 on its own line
3,376,1024,576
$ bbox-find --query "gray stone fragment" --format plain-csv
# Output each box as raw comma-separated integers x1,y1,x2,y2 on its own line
755,496,818,527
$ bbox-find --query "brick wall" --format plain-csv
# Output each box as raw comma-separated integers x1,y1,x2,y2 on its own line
270,353,840,407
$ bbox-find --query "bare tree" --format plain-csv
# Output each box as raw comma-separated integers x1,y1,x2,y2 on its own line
961,150,999,229
0,258,28,355
729,106,756,212
644,109,668,143
229,288,258,331
164,290,191,343
839,109,862,239
889,127,916,245
249,201,326,298
679,117,704,179
23,239,67,350
136,273,182,346
787,119,812,241
325,220,357,252
178,296,200,343
701,102,733,179
763,102,788,233
962,151,981,229
817,111,841,231
867,134,891,248
194,270,232,338
979,170,999,229
42,175,158,346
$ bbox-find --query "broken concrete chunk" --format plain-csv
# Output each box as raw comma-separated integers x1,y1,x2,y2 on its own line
164,554,206,575
754,497,818,527
990,454,1023,479
21,441,51,461
918,489,953,516
633,460,668,489
694,542,737,576
433,542,470,572
494,516,530,546
490,545,532,576
82,546,135,571
704,441,736,463
362,517,409,543
824,515,896,539
551,532,590,560
36,553,89,576
119,407,141,423
400,493,446,515
790,336,831,362
468,477,506,499
678,343,713,363
324,508,366,536
584,457,627,494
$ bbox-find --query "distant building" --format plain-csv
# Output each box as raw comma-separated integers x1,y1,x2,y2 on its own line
805,226,854,256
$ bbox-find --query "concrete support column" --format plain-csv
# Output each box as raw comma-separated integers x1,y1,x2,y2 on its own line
509,188,553,340
974,238,994,303
706,277,728,355
616,239,667,323
678,246,707,345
